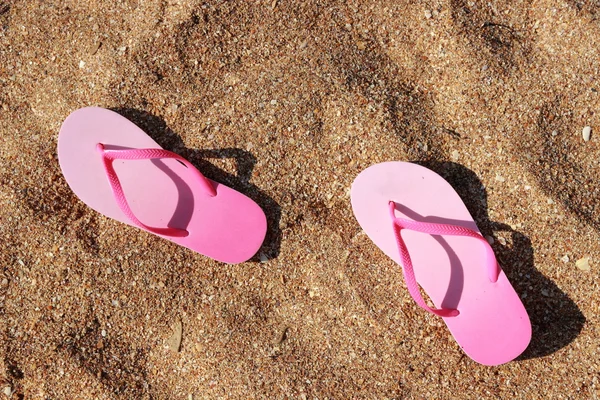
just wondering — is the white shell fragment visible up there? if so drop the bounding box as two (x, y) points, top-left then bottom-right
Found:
(582, 126), (591, 142)
(576, 257), (590, 272)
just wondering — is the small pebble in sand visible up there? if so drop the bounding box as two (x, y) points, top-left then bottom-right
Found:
(424, 10), (432, 19)
(167, 319), (183, 352)
(451, 150), (459, 160)
(582, 126), (591, 142)
(3, 386), (11, 396)
(276, 326), (289, 344)
(79, 60), (85, 69)
(576, 257), (590, 271)
(259, 253), (268, 263)
(561, 255), (570, 263)
(89, 40), (102, 55)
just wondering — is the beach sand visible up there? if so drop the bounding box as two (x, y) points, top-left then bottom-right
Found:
(0, 0), (599, 398)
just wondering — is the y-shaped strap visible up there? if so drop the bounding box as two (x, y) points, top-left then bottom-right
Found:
(96, 143), (217, 237)
(389, 201), (500, 317)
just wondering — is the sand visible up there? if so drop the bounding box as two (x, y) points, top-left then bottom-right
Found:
(0, 0), (599, 398)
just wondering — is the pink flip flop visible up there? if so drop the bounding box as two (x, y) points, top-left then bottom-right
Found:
(351, 161), (531, 365)
(58, 107), (267, 264)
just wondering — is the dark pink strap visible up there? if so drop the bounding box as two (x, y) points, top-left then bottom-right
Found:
(96, 143), (216, 237)
(389, 201), (500, 317)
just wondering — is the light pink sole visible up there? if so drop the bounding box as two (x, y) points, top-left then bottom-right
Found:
(351, 161), (531, 366)
(58, 107), (267, 264)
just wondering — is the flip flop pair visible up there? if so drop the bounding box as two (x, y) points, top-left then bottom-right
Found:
(58, 107), (531, 365)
